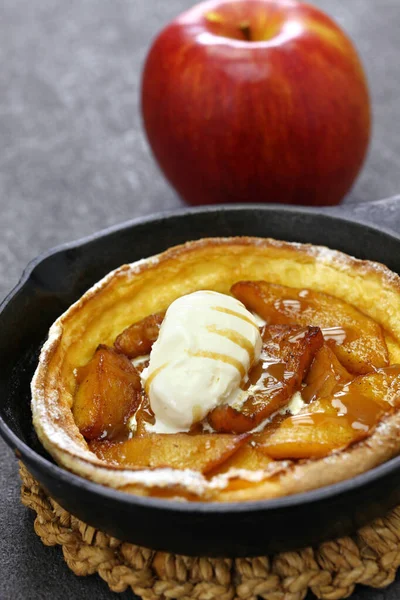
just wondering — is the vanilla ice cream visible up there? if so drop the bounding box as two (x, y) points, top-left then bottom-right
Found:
(140, 291), (262, 433)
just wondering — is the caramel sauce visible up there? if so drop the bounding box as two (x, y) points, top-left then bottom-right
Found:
(246, 360), (263, 386)
(100, 423), (133, 443)
(287, 329), (308, 343)
(273, 298), (304, 315)
(207, 325), (255, 365)
(285, 413), (346, 429)
(241, 354), (294, 418)
(96, 394), (156, 442)
(192, 404), (203, 423)
(245, 358), (289, 390)
(331, 384), (383, 431)
(245, 330), (303, 392)
(321, 326), (348, 345)
(144, 363), (168, 396)
(135, 394), (155, 436)
(269, 292), (354, 348)
(288, 372), (394, 435)
(190, 350), (246, 378)
(284, 409), (376, 437)
(212, 306), (259, 329)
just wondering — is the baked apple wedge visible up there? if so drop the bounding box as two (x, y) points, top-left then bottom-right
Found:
(231, 281), (389, 374)
(90, 433), (247, 474)
(73, 345), (141, 440)
(208, 325), (323, 433)
(256, 414), (357, 460)
(209, 442), (275, 475)
(257, 365), (400, 460)
(303, 344), (353, 403)
(114, 312), (164, 359)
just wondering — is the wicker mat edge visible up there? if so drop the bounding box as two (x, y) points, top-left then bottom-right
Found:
(19, 462), (400, 600)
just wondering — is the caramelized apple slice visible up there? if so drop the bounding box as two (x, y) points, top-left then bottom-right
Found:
(90, 433), (247, 474)
(208, 325), (323, 433)
(303, 344), (353, 403)
(209, 443), (273, 475)
(73, 345), (141, 440)
(257, 414), (357, 459)
(231, 281), (389, 374)
(208, 405), (254, 435)
(257, 365), (400, 460)
(114, 312), (164, 359)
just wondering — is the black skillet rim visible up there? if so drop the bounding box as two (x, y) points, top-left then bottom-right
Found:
(1, 202), (400, 514)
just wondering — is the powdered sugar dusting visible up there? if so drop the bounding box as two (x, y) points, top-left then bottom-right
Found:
(98, 461), (289, 495)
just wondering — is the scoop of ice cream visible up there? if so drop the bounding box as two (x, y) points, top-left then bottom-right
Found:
(141, 290), (262, 433)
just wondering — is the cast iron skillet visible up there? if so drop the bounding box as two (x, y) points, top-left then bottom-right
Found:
(1, 204), (400, 558)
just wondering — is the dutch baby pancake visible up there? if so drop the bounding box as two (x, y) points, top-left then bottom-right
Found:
(31, 237), (400, 502)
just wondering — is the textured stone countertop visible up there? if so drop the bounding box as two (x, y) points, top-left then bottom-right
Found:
(1, 1), (400, 598)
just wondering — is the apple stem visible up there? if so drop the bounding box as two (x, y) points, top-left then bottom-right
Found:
(239, 21), (251, 41)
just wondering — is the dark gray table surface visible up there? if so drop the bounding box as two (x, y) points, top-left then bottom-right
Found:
(1, 1), (400, 598)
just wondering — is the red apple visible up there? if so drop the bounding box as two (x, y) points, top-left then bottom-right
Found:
(141, 0), (370, 206)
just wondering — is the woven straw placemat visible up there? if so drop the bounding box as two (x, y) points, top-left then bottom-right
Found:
(19, 462), (400, 600)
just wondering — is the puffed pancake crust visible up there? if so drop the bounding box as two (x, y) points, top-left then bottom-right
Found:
(31, 237), (400, 502)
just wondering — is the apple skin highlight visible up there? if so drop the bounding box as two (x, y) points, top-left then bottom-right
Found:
(141, 0), (371, 207)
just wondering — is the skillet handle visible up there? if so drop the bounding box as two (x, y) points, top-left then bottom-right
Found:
(325, 195), (400, 235)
